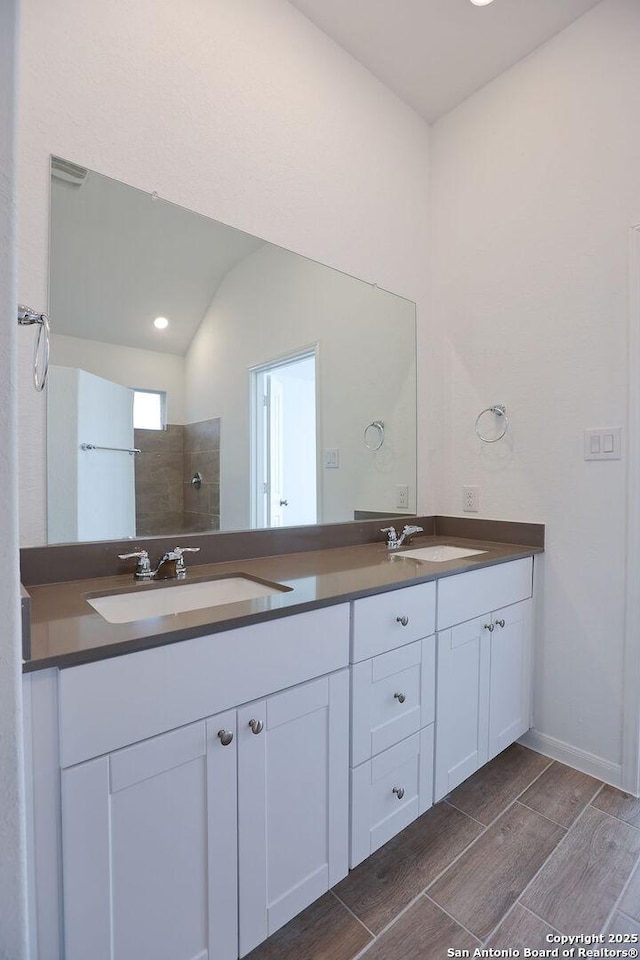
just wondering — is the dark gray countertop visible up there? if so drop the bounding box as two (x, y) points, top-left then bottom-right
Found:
(23, 535), (543, 672)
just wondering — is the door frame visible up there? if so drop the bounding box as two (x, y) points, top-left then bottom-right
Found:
(623, 223), (640, 795)
(249, 343), (320, 529)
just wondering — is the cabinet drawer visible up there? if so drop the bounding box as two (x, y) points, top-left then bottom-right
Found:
(59, 604), (349, 768)
(351, 637), (435, 766)
(350, 725), (434, 868)
(351, 582), (436, 662)
(437, 557), (533, 630)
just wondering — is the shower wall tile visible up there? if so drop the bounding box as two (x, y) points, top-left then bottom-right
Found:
(183, 512), (220, 533)
(137, 451), (183, 485)
(135, 419), (221, 537)
(135, 426), (185, 536)
(137, 511), (185, 538)
(184, 451), (220, 485)
(136, 423), (184, 454)
(184, 418), (220, 453)
(182, 418), (221, 533)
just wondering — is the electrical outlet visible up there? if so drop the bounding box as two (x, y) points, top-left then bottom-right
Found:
(463, 485), (479, 513)
(396, 484), (409, 509)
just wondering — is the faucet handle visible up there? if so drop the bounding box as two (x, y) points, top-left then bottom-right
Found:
(381, 526), (399, 549)
(117, 549), (152, 579)
(172, 546), (201, 557)
(172, 546), (201, 575)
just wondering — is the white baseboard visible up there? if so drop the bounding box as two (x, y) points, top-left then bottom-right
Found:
(519, 730), (623, 790)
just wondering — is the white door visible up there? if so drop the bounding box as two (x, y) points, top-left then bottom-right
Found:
(434, 617), (491, 801)
(269, 377), (286, 525)
(488, 599), (533, 760)
(252, 351), (317, 528)
(61, 712), (238, 960)
(237, 671), (349, 957)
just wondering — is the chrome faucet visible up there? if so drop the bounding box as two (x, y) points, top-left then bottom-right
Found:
(381, 524), (424, 550)
(118, 549), (153, 579)
(118, 546), (201, 580)
(154, 546), (201, 579)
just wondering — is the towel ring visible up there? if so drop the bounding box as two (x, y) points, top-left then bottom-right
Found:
(475, 405), (508, 443)
(18, 305), (50, 392)
(364, 420), (385, 451)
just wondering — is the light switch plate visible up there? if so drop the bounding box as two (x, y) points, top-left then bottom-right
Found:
(584, 428), (622, 460)
(324, 448), (339, 469)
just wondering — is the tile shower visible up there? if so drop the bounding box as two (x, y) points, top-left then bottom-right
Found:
(134, 418), (221, 536)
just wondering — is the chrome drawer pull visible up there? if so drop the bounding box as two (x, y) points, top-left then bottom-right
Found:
(484, 622), (495, 632)
(394, 692), (406, 704)
(495, 618), (505, 628)
(396, 615), (409, 627)
(217, 729), (234, 746)
(248, 719), (264, 735)
(392, 786), (405, 800)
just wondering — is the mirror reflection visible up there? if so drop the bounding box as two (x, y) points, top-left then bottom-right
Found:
(47, 157), (417, 544)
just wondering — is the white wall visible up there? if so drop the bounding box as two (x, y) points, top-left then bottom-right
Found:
(0, 1), (29, 957)
(429, 0), (640, 780)
(52, 334), (186, 425)
(17, 0), (431, 546)
(185, 244), (416, 530)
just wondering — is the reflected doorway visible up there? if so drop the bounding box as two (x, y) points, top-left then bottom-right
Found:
(252, 349), (318, 528)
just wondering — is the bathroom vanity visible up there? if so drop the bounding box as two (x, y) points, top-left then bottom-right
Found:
(22, 523), (542, 960)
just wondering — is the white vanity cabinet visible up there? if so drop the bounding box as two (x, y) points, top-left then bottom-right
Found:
(61, 672), (349, 960)
(27, 604), (350, 960)
(434, 558), (534, 802)
(349, 582), (436, 867)
(25, 552), (539, 960)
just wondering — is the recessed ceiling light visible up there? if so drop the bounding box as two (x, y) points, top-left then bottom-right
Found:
(153, 316), (169, 330)
(470, 0), (495, 5)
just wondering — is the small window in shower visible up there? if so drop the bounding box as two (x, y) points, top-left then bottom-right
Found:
(133, 389), (167, 430)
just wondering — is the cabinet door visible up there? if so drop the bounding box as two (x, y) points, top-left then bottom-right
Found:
(237, 671), (349, 958)
(488, 599), (533, 760)
(61, 711), (237, 960)
(434, 618), (491, 802)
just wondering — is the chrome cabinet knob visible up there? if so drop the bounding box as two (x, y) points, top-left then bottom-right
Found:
(396, 615), (409, 627)
(392, 786), (405, 800)
(248, 719), (264, 735)
(495, 618), (505, 628)
(394, 692), (406, 704)
(217, 729), (234, 746)
(484, 622), (495, 632)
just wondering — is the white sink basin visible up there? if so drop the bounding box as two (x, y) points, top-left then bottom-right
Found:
(86, 576), (290, 624)
(395, 544), (487, 563)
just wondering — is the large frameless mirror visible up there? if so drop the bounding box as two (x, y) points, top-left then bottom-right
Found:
(45, 157), (417, 544)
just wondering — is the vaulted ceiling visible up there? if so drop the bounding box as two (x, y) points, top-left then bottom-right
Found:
(287, 0), (603, 122)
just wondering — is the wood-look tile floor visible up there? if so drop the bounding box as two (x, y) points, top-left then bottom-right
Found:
(247, 745), (640, 960)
